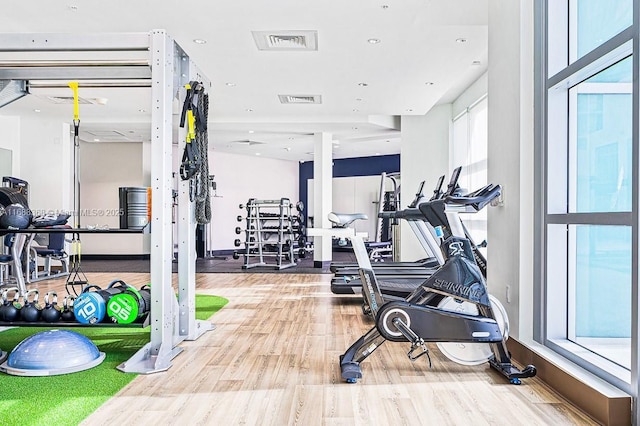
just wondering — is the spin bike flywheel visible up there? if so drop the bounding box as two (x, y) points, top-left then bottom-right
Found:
(435, 294), (509, 366)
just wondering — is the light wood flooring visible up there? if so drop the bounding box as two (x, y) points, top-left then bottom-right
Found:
(29, 272), (597, 425)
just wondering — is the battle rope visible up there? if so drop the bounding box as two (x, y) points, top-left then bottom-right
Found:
(179, 81), (211, 225)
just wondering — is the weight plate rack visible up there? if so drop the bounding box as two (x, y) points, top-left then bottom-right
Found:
(236, 198), (304, 270)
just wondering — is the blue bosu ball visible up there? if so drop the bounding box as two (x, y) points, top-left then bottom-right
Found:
(0, 329), (105, 376)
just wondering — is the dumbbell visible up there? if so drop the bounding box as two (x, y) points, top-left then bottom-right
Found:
(235, 226), (242, 234)
(237, 215), (243, 222)
(107, 282), (151, 324)
(233, 251), (240, 260)
(41, 291), (62, 323)
(234, 239), (242, 247)
(295, 201), (304, 212)
(0, 287), (21, 322)
(21, 289), (42, 322)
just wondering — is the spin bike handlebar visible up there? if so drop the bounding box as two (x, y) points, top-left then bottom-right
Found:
(444, 184), (502, 211)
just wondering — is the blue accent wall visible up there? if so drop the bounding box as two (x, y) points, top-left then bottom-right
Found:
(298, 154), (400, 225)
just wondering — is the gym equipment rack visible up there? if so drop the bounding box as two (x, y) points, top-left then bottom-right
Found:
(238, 198), (299, 270)
(0, 30), (214, 374)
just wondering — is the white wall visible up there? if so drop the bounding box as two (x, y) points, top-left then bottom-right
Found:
(209, 150), (299, 251)
(19, 117), (72, 213)
(79, 141), (146, 254)
(400, 105), (451, 261)
(487, 0), (534, 340)
(307, 175), (385, 240)
(0, 116), (21, 177)
(452, 72), (488, 119)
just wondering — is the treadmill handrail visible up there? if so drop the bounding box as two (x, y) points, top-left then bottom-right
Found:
(444, 184), (502, 211)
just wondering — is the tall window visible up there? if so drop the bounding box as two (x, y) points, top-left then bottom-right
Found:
(541, 0), (634, 392)
(452, 96), (488, 252)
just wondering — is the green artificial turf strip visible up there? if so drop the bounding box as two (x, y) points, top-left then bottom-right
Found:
(0, 294), (228, 426)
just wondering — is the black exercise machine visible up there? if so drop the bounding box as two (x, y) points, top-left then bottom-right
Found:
(338, 179), (536, 385)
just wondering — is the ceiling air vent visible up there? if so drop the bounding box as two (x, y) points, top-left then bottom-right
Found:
(278, 95), (322, 104)
(0, 80), (28, 108)
(252, 31), (318, 51)
(37, 95), (107, 105)
(83, 130), (138, 142)
(231, 140), (264, 146)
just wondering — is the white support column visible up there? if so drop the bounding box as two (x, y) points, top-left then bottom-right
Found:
(313, 132), (333, 267)
(177, 56), (214, 340)
(118, 30), (180, 373)
(400, 107), (451, 261)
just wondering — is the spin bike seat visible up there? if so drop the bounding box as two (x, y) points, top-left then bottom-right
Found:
(328, 212), (368, 228)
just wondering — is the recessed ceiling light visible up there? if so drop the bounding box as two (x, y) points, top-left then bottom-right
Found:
(358, 82), (368, 87)
(353, 109), (359, 112)
(456, 38), (467, 43)
(248, 130), (254, 134)
(381, 5), (389, 9)
(93, 138), (100, 142)
(352, 127), (359, 130)
(33, 109), (41, 113)
(255, 152), (261, 156)
(138, 109), (146, 113)
(193, 39), (207, 44)
(425, 82), (434, 86)
(386, 140), (391, 143)
(68, 5), (78, 11)
(284, 147), (292, 151)
(472, 60), (482, 66)
(333, 145), (339, 149)
(356, 98), (363, 101)
(375, 152), (381, 156)
(368, 38), (381, 44)
(288, 137), (294, 140)
(246, 108), (253, 112)
(332, 140), (340, 145)
(225, 82), (236, 87)
(406, 109), (413, 112)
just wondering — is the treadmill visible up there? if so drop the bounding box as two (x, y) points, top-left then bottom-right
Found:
(332, 175), (492, 301)
(330, 178), (445, 276)
(330, 169), (464, 295)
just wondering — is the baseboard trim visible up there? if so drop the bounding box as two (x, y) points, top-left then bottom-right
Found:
(74, 254), (150, 261)
(508, 339), (631, 425)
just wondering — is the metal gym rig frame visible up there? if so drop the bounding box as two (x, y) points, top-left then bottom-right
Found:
(0, 30), (214, 373)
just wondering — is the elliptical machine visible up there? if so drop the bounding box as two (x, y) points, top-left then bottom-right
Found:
(339, 180), (536, 384)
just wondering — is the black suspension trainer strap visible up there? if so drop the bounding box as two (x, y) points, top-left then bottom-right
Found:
(178, 81), (211, 224)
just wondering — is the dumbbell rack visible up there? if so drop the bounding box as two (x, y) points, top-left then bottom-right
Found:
(239, 198), (297, 270)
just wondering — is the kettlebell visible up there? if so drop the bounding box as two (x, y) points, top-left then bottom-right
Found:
(0, 288), (10, 321)
(20, 289), (42, 322)
(41, 291), (62, 323)
(61, 295), (76, 322)
(0, 287), (21, 322)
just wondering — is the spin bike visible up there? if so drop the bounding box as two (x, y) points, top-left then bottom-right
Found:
(339, 182), (537, 384)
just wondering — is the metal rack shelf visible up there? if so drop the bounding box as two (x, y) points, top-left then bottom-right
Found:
(0, 30), (214, 374)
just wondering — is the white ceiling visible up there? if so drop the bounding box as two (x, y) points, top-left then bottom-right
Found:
(0, 0), (488, 162)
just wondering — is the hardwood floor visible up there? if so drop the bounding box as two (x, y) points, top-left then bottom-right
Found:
(31, 272), (597, 425)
